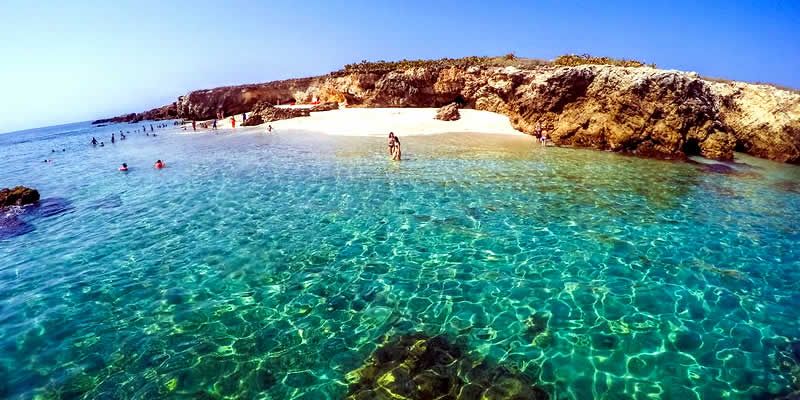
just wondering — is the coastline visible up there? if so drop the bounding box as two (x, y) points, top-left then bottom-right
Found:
(182, 108), (526, 137)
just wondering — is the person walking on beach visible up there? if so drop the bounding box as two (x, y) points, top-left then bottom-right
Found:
(267, 125), (273, 133)
(242, 112), (247, 123)
(387, 132), (396, 155)
(212, 119), (217, 130)
(192, 120), (196, 131)
(230, 116), (236, 129)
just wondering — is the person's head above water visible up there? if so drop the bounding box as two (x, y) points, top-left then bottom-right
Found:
(122, 163), (127, 168)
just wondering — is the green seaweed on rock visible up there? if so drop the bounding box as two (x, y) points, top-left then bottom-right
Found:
(346, 333), (548, 400)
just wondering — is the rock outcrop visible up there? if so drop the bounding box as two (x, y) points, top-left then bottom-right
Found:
(310, 102), (339, 112)
(242, 102), (311, 126)
(346, 333), (548, 400)
(0, 186), (40, 208)
(708, 81), (800, 163)
(435, 103), (460, 121)
(103, 58), (800, 162)
(92, 103), (177, 124)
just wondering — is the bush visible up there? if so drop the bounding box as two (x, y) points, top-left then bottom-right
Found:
(553, 54), (654, 68)
(339, 55), (550, 74)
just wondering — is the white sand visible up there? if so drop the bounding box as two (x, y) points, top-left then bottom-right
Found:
(265, 108), (524, 137)
(182, 107), (525, 137)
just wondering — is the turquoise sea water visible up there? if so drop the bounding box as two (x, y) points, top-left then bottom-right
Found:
(1, 121), (799, 399)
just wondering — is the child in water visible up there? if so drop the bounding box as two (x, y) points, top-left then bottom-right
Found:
(154, 160), (165, 169)
(119, 163), (128, 172)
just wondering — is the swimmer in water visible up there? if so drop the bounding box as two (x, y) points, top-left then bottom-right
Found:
(119, 163), (129, 171)
(154, 160), (165, 169)
(100, 142), (105, 147)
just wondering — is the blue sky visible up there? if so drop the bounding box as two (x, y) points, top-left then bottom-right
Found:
(1, 0), (798, 133)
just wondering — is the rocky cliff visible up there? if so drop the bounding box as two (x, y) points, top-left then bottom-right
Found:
(92, 102), (178, 125)
(103, 59), (800, 163)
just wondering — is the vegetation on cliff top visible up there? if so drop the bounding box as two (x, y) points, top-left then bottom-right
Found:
(553, 54), (656, 68)
(340, 53), (655, 73)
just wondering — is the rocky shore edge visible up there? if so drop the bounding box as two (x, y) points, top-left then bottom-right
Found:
(95, 56), (800, 163)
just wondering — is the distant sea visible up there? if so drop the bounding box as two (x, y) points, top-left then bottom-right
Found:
(1, 120), (799, 399)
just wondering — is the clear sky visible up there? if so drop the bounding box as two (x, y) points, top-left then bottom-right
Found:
(1, 0), (798, 133)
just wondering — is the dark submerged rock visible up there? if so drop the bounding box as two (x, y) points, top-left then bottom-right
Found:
(0, 197), (73, 240)
(92, 194), (123, 210)
(791, 341), (800, 362)
(30, 198), (73, 218)
(346, 333), (549, 400)
(702, 163), (736, 174)
(0, 214), (35, 240)
(0, 186), (40, 208)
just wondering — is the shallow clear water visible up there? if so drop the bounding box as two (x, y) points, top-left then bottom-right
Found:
(1, 122), (799, 399)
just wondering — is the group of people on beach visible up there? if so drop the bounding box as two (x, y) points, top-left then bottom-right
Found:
(188, 114), (273, 134)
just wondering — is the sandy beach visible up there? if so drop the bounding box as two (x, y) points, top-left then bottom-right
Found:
(188, 108), (525, 137)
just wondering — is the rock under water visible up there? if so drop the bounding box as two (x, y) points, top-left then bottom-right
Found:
(0, 197), (73, 240)
(346, 333), (549, 400)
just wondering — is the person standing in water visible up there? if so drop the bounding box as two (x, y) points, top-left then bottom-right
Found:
(540, 126), (548, 147)
(387, 132), (396, 155)
(391, 135), (402, 161)
(230, 116), (236, 129)
(150, 124), (154, 132)
(91, 137), (98, 146)
(111, 133), (116, 144)
(267, 125), (273, 133)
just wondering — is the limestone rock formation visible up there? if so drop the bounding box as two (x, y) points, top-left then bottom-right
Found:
(242, 102), (311, 126)
(177, 77), (319, 120)
(708, 81), (800, 163)
(92, 103), (177, 124)
(435, 103), (460, 121)
(310, 102), (339, 112)
(102, 58), (800, 163)
(0, 186), (40, 208)
(346, 333), (548, 400)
